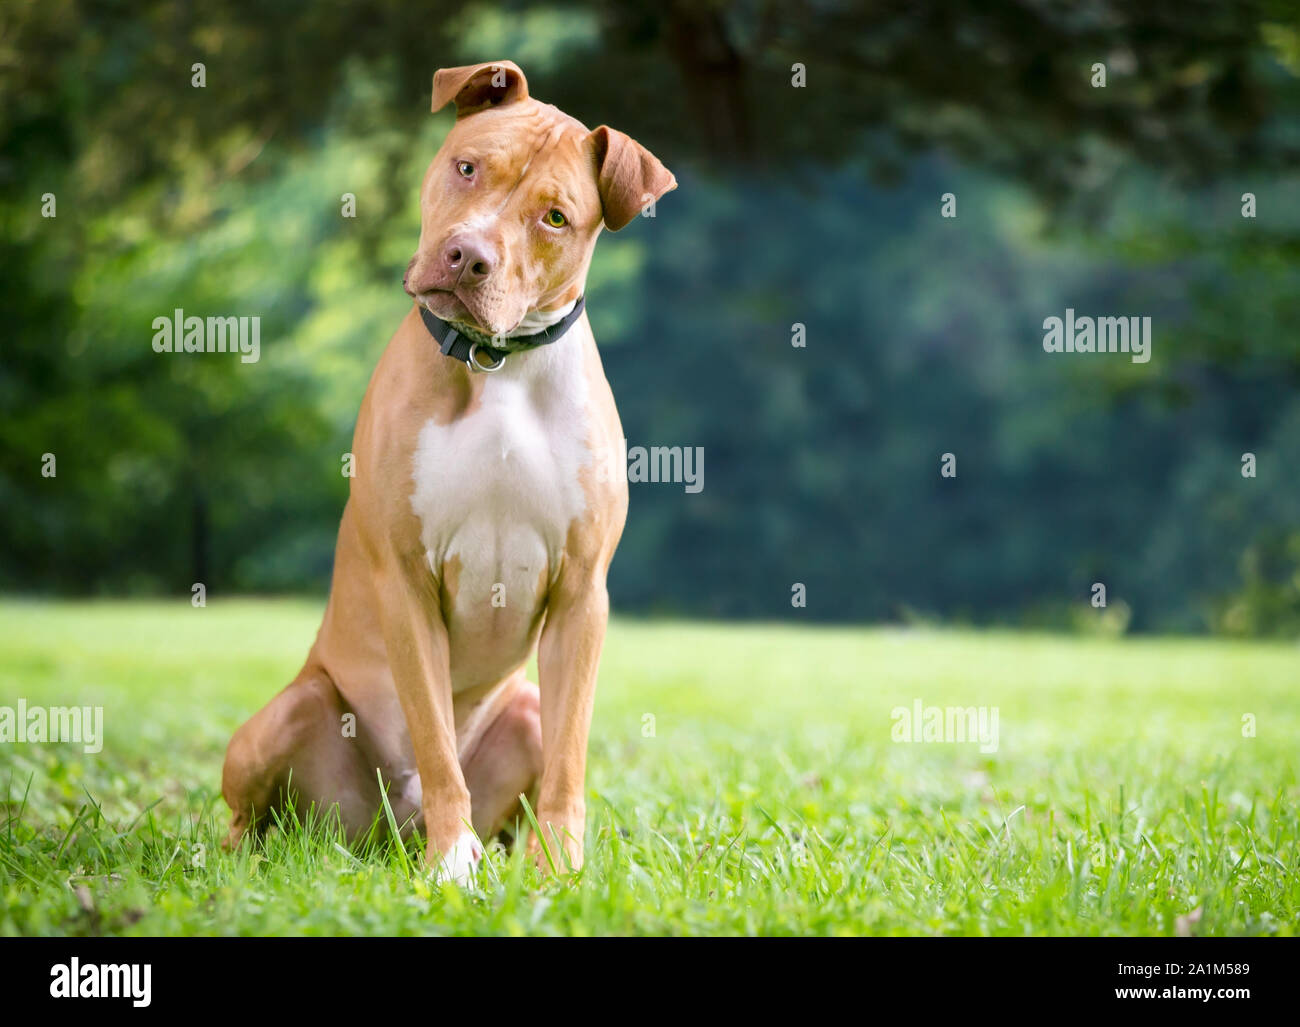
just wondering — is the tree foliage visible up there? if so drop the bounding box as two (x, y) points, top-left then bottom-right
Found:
(2, 1), (1298, 631)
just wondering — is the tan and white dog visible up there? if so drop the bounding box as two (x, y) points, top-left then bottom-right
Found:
(221, 60), (675, 882)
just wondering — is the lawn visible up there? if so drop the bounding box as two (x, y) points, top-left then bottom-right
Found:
(1, 598), (1297, 936)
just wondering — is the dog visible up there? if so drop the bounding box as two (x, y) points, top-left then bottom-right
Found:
(221, 60), (675, 882)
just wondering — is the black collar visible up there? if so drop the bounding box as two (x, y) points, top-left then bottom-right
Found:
(418, 296), (586, 372)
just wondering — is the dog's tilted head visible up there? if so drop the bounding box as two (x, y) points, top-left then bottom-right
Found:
(402, 60), (676, 340)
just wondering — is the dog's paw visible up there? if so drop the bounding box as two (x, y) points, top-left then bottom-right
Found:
(527, 820), (584, 877)
(222, 815), (250, 852)
(431, 830), (483, 886)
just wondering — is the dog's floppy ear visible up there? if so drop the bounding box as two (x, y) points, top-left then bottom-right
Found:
(432, 61), (529, 117)
(588, 125), (677, 232)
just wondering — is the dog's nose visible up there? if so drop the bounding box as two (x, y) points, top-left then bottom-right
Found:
(443, 235), (496, 285)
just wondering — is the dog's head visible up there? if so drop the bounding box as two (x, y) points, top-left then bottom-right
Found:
(403, 61), (676, 340)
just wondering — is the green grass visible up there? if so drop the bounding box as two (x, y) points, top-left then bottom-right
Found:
(1, 598), (1298, 936)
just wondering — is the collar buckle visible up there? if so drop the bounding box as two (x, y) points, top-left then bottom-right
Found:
(466, 340), (506, 373)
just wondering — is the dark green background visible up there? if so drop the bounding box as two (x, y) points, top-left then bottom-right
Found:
(3, 1), (1298, 634)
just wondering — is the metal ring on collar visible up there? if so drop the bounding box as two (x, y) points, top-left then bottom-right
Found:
(467, 340), (506, 373)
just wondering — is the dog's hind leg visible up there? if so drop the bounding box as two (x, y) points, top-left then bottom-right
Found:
(221, 667), (381, 849)
(456, 671), (544, 842)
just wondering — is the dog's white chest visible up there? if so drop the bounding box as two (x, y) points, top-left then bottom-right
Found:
(409, 347), (590, 636)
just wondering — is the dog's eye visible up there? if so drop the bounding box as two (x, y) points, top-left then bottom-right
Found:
(456, 161), (475, 178)
(544, 209), (567, 228)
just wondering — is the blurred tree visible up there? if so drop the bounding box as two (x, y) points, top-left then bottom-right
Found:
(1, 0), (1297, 630)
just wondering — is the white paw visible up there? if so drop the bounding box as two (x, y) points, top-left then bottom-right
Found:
(434, 830), (483, 886)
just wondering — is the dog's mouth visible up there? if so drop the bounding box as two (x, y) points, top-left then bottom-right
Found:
(415, 288), (529, 344)
(416, 289), (490, 337)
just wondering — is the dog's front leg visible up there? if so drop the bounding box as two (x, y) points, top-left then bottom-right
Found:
(533, 571), (610, 875)
(375, 557), (478, 883)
